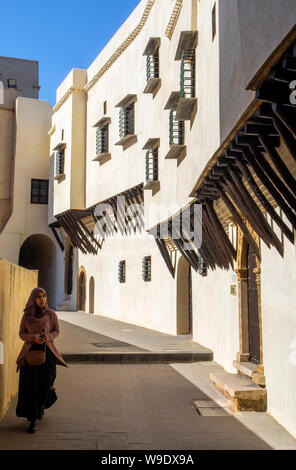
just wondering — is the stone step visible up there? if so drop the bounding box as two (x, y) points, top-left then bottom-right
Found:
(209, 370), (267, 412)
(62, 350), (213, 364)
(232, 360), (257, 378)
(233, 361), (266, 386)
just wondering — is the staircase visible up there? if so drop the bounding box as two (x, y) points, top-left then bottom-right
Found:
(210, 361), (267, 412)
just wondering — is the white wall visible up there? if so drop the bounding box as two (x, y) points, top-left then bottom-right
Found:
(192, 262), (239, 373)
(77, 232), (178, 334)
(261, 240), (296, 438)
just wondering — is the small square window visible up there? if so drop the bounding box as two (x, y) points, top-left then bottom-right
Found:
(7, 79), (17, 88)
(96, 124), (109, 155)
(119, 104), (134, 138)
(118, 260), (126, 283)
(31, 179), (49, 204)
(142, 256), (151, 282)
(55, 148), (65, 175)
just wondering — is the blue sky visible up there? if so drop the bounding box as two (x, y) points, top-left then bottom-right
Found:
(0, 0), (141, 106)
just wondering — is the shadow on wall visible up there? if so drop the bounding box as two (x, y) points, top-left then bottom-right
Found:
(18, 234), (56, 307)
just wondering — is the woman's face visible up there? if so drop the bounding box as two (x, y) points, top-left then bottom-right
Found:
(35, 291), (47, 308)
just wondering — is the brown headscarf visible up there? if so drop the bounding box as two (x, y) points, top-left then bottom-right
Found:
(24, 287), (51, 319)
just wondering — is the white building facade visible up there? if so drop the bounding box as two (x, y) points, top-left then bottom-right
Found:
(48, 0), (296, 437)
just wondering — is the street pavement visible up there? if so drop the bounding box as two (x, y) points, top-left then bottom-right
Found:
(0, 312), (295, 450)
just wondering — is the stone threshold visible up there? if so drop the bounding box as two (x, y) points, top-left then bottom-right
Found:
(233, 360), (266, 386)
(210, 370), (267, 412)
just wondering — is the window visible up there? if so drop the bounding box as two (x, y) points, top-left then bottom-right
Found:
(169, 106), (184, 146)
(174, 31), (198, 121)
(145, 148), (158, 183)
(96, 124), (109, 155)
(30, 179), (49, 204)
(212, 3), (216, 41)
(115, 95), (137, 147)
(55, 148), (65, 176)
(119, 104), (134, 139)
(142, 256), (151, 282)
(146, 48), (159, 81)
(180, 49), (196, 98)
(118, 260), (126, 283)
(61, 129), (64, 140)
(7, 78), (17, 88)
(103, 101), (107, 115)
(143, 38), (161, 94)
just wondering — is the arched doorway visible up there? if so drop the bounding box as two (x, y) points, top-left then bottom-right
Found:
(176, 256), (192, 335)
(77, 267), (86, 311)
(19, 234), (56, 306)
(89, 276), (95, 314)
(236, 229), (262, 365)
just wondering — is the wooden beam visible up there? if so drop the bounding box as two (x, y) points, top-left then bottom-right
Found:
(205, 201), (236, 261)
(202, 209), (228, 268)
(249, 143), (296, 209)
(227, 167), (283, 256)
(49, 225), (64, 252)
(216, 184), (261, 260)
(233, 144), (296, 229)
(205, 210), (230, 268)
(258, 132), (296, 197)
(65, 212), (97, 255)
(78, 218), (102, 250)
(272, 103), (296, 138)
(234, 154), (294, 244)
(223, 172), (271, 247)
(155, 236), (175, 278)
(255, 82), (292, 104)
(57, 214), (87, 254)
(273, 114), (296, 163)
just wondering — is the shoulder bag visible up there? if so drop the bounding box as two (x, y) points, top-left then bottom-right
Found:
(24, 341), (46, 366)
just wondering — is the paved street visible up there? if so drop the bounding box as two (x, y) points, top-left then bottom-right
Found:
(0, 312), (295, 450)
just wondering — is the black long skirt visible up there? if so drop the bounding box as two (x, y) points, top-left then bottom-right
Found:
(16, 342), (57, 421)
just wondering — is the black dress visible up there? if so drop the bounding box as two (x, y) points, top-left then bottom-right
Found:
(16, 342), (57, 421)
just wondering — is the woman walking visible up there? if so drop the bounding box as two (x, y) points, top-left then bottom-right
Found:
(15, 287), (68, 433)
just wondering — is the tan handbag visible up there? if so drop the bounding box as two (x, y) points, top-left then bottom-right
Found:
(24, 341), (46, 366)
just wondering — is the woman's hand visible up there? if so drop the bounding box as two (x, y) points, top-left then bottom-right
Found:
(34, 333), (48, 344)
(34, 334), (44, 344)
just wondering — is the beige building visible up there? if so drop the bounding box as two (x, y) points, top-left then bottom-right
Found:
(0, 57), (64, 308)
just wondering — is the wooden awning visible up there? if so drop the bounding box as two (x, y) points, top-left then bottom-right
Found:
(192, 39), (296, 263)
(115, 94), (137, 108)
(93, 116), (111, 128)
(150, 38), (296, 274)
(55, 183), (144, 255)
(143, 37), (160, 56)
(164, 91), (180, 110)
(175, 31), (198, 61)
(142, 138), (160, 150)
